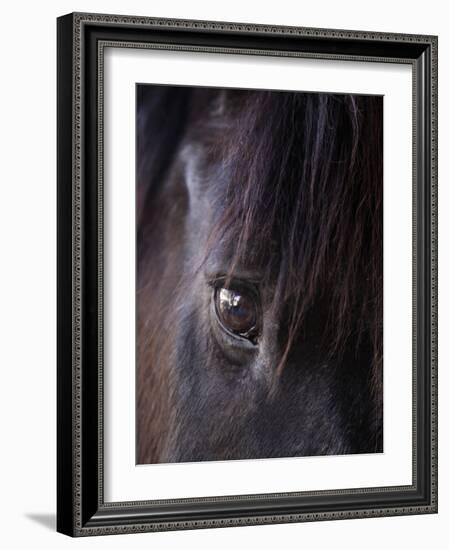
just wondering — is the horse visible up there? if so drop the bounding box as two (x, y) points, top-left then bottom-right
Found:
(136, 85), (383, 464)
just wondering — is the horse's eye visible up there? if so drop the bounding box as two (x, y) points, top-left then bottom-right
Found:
(214, 286), (259, 342)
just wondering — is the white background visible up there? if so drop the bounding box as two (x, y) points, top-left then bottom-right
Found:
(0, 0), (447, 548)
(105, 49), (413, 501)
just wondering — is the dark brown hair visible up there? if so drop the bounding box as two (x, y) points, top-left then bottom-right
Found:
(137, 86), (383, 461)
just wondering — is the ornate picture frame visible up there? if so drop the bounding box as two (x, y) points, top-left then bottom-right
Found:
(57, 12), (438, 536)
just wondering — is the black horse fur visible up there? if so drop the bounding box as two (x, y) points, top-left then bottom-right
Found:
(136, 85), (383, 464)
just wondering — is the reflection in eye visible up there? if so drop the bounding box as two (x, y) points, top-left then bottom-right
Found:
(215, 286), (259, 343)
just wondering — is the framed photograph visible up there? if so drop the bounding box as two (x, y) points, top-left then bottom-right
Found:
(57, 12), (438, 536)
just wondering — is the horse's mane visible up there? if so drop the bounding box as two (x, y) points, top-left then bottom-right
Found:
(137, 85), (383, 403)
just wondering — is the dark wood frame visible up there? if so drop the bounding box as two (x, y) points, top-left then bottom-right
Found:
(57, 12), (438, 537)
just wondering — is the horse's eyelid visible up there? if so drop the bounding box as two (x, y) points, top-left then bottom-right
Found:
(206, 276), (227, 289)
(205, 274), (262, 289)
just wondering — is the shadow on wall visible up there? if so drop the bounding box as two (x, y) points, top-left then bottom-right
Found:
(25, 513), (55, 531)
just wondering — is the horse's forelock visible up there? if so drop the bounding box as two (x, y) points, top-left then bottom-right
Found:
(195, 90), (382, 390)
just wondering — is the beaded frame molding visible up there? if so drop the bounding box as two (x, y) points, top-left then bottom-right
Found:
(57, 12), (438, 537)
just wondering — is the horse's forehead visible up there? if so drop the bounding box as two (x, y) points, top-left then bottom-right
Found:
(179, 139), (235, 208)
(180, 135), (280, 273)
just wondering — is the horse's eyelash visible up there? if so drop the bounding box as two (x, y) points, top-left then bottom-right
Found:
(206, 275), (261, 298)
